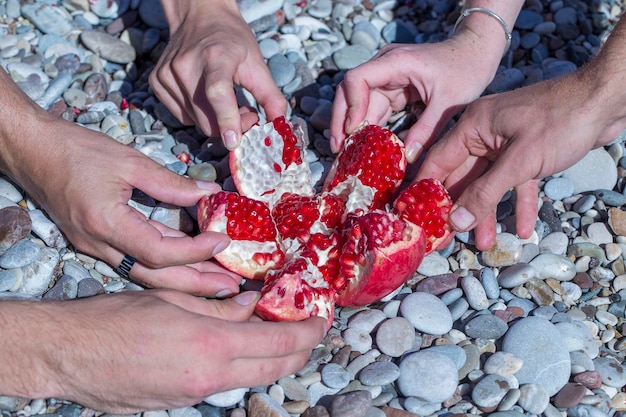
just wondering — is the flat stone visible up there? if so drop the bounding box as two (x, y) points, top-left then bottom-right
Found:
(80, 30), (136, 64)
(0, 206), (31, 255)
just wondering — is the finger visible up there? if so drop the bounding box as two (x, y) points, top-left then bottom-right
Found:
(473, 211), (498, 251)
(129, 158), (221, 207)
(514, 180), (540, 239)
(330, 83), (350, 153)
(224, 317), (326, 359)
(415, 127), (474, 184)
(226, 351), (313, 389)
(449, 154), (534, 235)
(243, 66), (287, 122)
(204, 66), (242, 150)
(339, 66), (378, 134)
(158, 290), (259, 321)
(148, 67), (197, 127)
(107, 210), (231, 268)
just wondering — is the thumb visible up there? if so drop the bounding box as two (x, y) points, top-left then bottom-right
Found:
(132, 159), (221, 207)
(210, 291), (261, 321)
(448, 160), (521, 233)
(404, 100), (461, 163)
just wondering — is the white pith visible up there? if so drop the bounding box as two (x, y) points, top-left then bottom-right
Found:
(327, 174), (376, 214)
(233, 121), (314, 208)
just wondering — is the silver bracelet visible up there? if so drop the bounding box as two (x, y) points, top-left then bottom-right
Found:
(453, 7), (512, 56)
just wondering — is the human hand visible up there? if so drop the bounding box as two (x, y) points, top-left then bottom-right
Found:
(329, 35), (503, 162)
(10, 115), (241, 297)
(11, 290), (325, 413)
(416, 71), (622, 250)
(150, 0), (286, 149)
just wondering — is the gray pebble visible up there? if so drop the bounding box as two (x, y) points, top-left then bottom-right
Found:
(0, 239), (41, 269)
(464, 313), (508, 339)
(321, 363), (350, 389)
(399, 292), (453, 335)
(397, 350), (458, 403)
(544, 177), (575, 201)
(358, 361), (400, 386)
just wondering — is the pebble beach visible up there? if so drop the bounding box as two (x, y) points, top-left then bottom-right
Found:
(1, 0), (626, 416)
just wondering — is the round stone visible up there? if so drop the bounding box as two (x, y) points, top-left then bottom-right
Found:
(397, 350), (458, 403)
(399, 292), (453, 335)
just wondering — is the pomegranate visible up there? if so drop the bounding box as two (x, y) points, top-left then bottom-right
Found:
(197, 117), (452, 326)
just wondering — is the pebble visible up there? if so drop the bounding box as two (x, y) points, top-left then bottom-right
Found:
(396, 350), (458, 403)
(561, 149), (618, 194)
(399, 292), (453, 335)
(502, 317), (571, 396)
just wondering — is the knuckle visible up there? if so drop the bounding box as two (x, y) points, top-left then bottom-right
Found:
(205, 80), (234, 101)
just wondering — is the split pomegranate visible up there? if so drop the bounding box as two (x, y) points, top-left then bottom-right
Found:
(197, 116), (453, 327)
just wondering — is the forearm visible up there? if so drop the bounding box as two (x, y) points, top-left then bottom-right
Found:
(159, 0), (241, 34)
(0, 301), (63, 399)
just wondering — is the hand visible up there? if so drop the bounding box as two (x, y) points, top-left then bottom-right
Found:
(416, 71), (622, 250)
(10, 116), (241, 297)
(150, 0), (287, 149)
(329, 35), (503, 162)
(5, 290), (325, 413)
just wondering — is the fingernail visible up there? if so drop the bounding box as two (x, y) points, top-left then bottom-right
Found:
(211, 239), (231, 257)
(232, 291), (260, 306)
(406, 142), (423, 163)
(223, 130), (239, 150)
(196, 180), (219, 190)
(216, 289), (235, 298)
(450, 206), (475, 231)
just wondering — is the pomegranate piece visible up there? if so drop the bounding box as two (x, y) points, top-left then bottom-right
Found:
(255, 257), (335, 330)
(197, 117), (453, 326)
(198, 192), (285, 280)
(393, 179), (453, 253)
(323, 123), (407, 215)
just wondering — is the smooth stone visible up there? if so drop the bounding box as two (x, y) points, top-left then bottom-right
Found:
(586, 222), (613, 245)
(480, 268), (500, 299)
(573, 195), (596, 213)
(0, 206), (32, 254)
(593, 189), (626, 206)
(593, 356), (626, 388)
(203, 387), (248, 408)
(137, 0), (167, 29)
(553, 383), (587, 408)
(498, 263), (538, 288)
(268, 53), (296, 87)
(399, 292), (453, 335)
(21, 3), (73, 36)
(332, 45), (372, 70)
(561, 148), (617, 194)
(0, 178), (23, 202)
(329, 391), (372, 417)
(461, 274), (489, 310)
(76, 277), (106, 297)
(341, 327), (372, 354)
(544, 177), (575, 201)
(238, 0), (284, 23)
(347, 309), (386, 333)
(358, 361), (400, 386)
(43, 274), (78, 300)
(320, 363), (350, 389)
(529, 253), (576, 281)
(481, 233), (523, 267)
(375, 317), (414, 357)
(538, 232), (568, 255)
(517, 383), (550, 414)
(278, 377), (309, 402)
(17, 247), (60, 297)
(485, 68), (525, 94)
(471, 373), (517, 409)
(0, 239), (41, 269)
(80, 30), (137, 64)
(29, 209), (66, 248)
(502, 316), (571, 396)
(515, 10), (544, 29)
(416, 251), (450, 276)
(426, 344), (466, 370)
(397, 350), (458, 403)
(483, 352), (524, 376)
(464, 313), (508, 339)
(247, 393), (289, 417)
(608, 207), (626, 236)
(0, 270), (18, 292)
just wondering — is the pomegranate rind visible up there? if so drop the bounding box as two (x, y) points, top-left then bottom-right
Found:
(230, 116), (314, 208)
(334, 211), (427, 306)
(255, 258), (335, 330)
